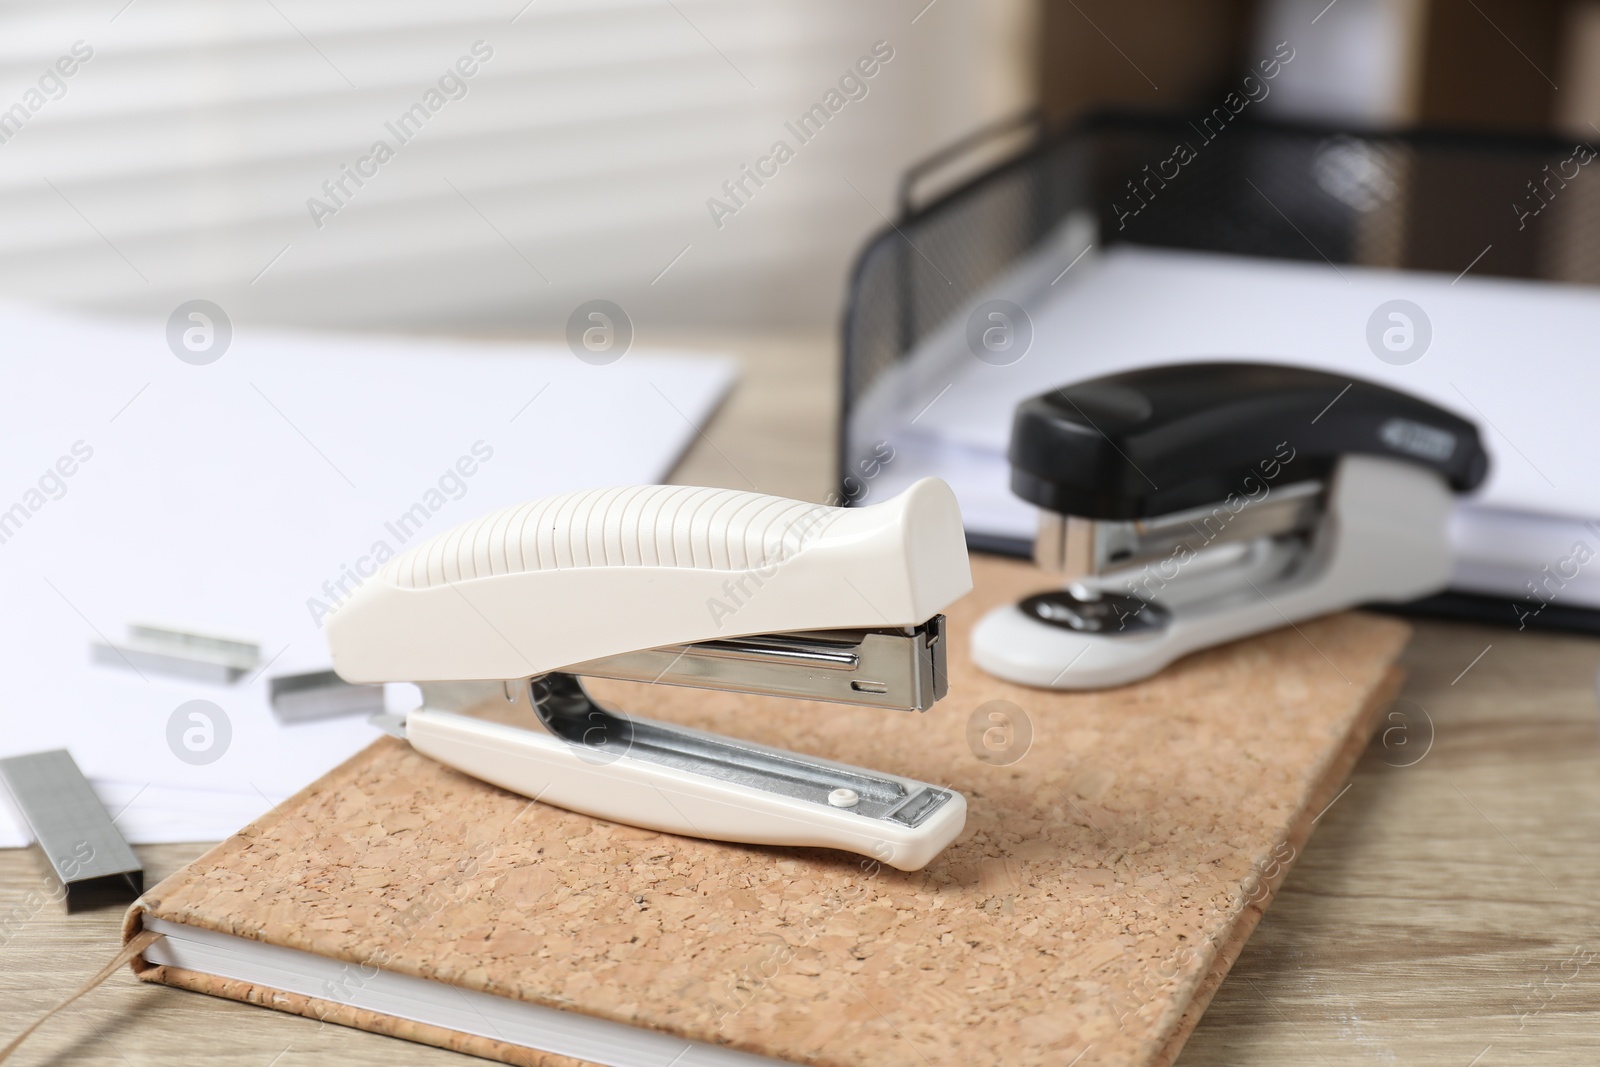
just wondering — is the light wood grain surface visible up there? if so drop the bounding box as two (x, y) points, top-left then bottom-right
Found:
(4, 331), (1598, 1066)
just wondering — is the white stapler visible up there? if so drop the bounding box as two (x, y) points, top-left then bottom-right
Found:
(326, 479), (972, 871)
(972, 363), (1489, 689)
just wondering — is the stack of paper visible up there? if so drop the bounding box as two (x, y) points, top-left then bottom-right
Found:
(853, 232), (1600, 614)
(0, 304), (735, 846)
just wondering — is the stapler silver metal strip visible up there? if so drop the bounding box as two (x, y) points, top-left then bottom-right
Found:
(327, 479), (972, 871)
(973, 363), (1489, 689)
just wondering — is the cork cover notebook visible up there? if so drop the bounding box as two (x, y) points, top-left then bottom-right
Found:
(124, 555), (1409, 1066)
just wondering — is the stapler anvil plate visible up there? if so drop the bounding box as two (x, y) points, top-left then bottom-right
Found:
(972, 362), (1489, 689)
(326, 479), (972, 871)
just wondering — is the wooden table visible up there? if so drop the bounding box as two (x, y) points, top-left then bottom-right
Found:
(4, 332), (1598, 1065)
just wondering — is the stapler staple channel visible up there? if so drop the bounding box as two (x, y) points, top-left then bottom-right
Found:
(973, 362), (1489, 689)
(327, 479), (972, 871)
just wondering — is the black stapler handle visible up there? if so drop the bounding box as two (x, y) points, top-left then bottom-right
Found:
(1008, 362), (1489, 521)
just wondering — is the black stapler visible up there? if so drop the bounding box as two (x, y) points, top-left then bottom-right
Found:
(971, 362), (1489, 688)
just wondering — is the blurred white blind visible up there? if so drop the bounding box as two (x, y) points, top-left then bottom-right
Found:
(0, 0), (1032, 330)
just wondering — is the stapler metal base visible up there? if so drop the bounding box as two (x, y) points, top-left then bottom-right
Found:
(384, 657), (965, 872)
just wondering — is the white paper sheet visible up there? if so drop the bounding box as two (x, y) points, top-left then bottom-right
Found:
(855, 242), (1600, 611)
(0, 305), (736, 846)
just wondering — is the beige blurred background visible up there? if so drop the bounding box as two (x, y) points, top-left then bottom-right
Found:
(0, 0), (1596, 334)
(0, 0), (1035, 331)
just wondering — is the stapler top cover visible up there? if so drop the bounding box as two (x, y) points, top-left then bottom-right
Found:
(1008, 362), (1490, 520)
(327, 479), (972, 683)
